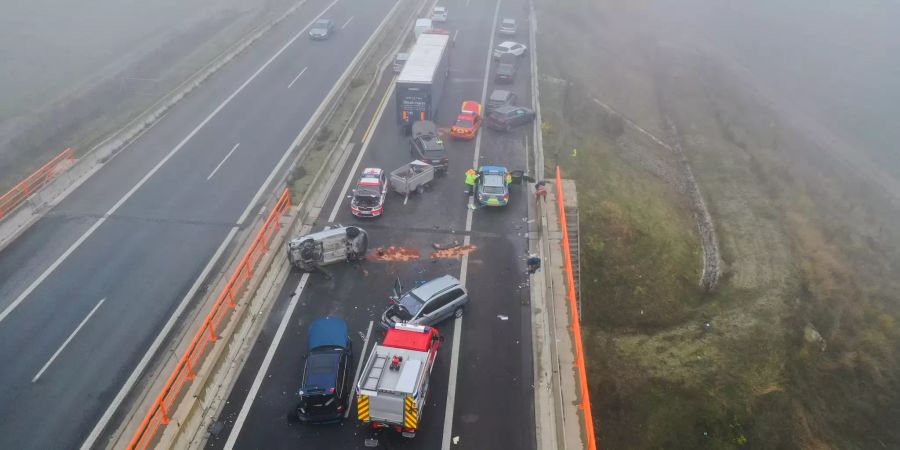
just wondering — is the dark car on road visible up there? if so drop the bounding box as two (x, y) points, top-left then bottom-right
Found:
(410, 121), (448, 172)
(486, 105), (535, 131)
(486, 89), (517, 114)
(296, 317), (353, 423)
(381, 275), (468, 328)
(495, 54), (518, 84)
(308, 19), (334, 40)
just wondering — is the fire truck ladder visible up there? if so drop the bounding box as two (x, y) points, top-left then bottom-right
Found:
(362, 354), (390, 390)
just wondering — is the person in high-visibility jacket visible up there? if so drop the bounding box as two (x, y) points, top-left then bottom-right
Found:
(505, 172), (512, 185)
(465, 168), (477, 194)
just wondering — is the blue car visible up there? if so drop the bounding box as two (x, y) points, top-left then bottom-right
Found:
(296, 317), (352, 423)
(476, 165), (510, 206)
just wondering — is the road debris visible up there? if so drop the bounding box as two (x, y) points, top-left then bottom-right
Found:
(369, 246), (420, 261)
(430, 244), (477, 259)
(497, 315), (509, 320)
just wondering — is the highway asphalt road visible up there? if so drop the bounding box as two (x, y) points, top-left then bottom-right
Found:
(0, 0), (400, 448)
(209, 0), (538, 448)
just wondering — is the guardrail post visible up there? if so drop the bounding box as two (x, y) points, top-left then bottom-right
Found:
(226, 288), (237, 308)
(186, 359), (196, 380)
(206, 320), (218, 342)
(160, 400), (171, 425)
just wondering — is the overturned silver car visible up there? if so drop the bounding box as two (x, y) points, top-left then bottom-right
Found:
(287, 225), (368, 271)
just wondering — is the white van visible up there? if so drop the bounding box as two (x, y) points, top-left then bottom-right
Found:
(414, 18), (433, 39)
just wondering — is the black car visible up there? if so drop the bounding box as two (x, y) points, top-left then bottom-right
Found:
(495, 54), (518, 84)
(308, 19), (334, 40)
(486, 105), (535, 131)
(410, 120), (449, 172)
(486, 89), (517, 114)
(296, 317), (352, 423)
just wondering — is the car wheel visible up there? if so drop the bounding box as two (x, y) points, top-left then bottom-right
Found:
(454, 307), (464, 318)
(416, 185), (425, 195)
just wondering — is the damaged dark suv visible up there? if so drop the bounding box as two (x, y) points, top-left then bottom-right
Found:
(409, 120), (448, 172)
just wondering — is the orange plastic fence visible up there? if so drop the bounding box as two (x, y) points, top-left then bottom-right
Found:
(0, 147), (74, 220)
(556, 166), (598, 450)
(128, 188), (292, 450)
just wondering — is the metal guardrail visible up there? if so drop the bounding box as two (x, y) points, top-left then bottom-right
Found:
(0, 148), (74, 220)
(127, 188), (292, 450)
(555, 166), (597, 450)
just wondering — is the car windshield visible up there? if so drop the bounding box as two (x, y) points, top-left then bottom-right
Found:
(312, 21), (329, 31)
(498, 64), (513, 73)
(355, 188), (379, 197)
(456, 118), (474, 128)
(495, 44), (510, 52)
(503, 19), (515, 26)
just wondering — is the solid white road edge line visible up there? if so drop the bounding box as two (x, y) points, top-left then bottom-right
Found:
(347, 320), (375, 418)
(287, 66), (309, 88)
(223, 273), (310, 450)
(442, 0), (502, 448)
(78, 4), (346, 447)
(78, 226), (239, 450)
(207, 143), (242, 180)
(0, 0), (341, 328)
(32, 298), (106, 383)
(327, 82), (396, 223)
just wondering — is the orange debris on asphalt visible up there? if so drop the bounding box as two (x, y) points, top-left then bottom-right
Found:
(430, 244), (477, 259)
(369, 246), (421, 261)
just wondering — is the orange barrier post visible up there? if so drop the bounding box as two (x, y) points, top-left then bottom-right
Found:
(0, 148), (74, 220)
(127, 188), (292, 450)
(556, 166), (598, 450)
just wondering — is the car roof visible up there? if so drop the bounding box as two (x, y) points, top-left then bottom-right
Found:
(314, 19), (331, 25)
(502, 18), (516, 23)
(456, 113), (476, 123)
(489, 90), (511, 100)
(308, 316), (348, 351)
(482, 173), (506, 187)
(411, 275), (461, 299)
(434, 6), (446, 11)
(493, 105), (519, 114)
(461, 100), (481, 113)
(497, 41), (517, 48)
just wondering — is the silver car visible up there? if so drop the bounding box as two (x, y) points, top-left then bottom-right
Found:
(381, 275), (468, 328)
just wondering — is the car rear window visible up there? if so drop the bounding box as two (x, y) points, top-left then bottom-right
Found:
(302, 352), (339, 392)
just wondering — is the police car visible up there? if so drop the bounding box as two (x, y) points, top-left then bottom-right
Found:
(351, 168), (388, 217)
(475, 165), (510, 206)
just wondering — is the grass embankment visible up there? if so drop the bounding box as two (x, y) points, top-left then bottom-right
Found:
(537, 0), (900, 448)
